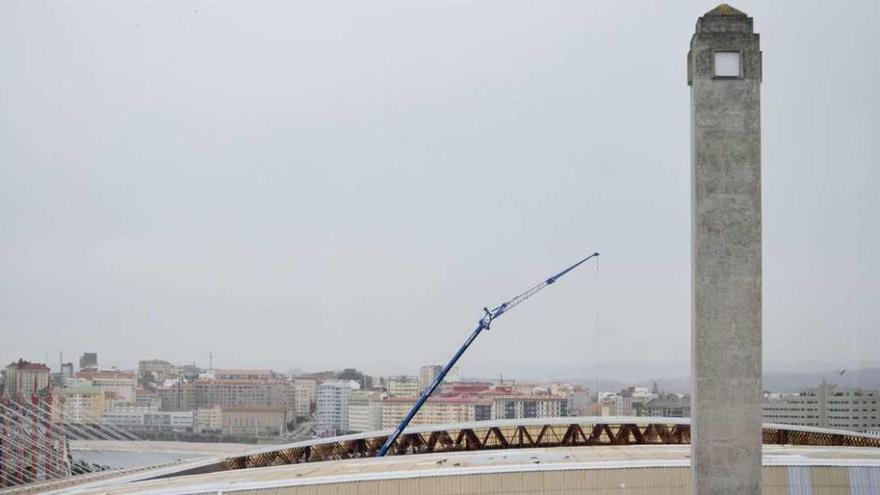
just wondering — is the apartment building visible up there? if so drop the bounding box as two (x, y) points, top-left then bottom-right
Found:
(315, 380), (359, 436)
(384, 375), (419, 398)
(292, 377), (318, 418)
(348, 390), (383, 433)
(763, 382), (880, 432)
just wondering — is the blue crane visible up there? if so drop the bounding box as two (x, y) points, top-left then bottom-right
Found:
(376, 251), (600, 457)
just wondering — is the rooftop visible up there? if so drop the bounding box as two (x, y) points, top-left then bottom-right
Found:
(6, 359), (50, 371)
(52, 444), (880, 495)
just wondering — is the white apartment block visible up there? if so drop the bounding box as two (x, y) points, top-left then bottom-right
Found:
(315, 380), (359, 436)
(763, 382), (880, 433)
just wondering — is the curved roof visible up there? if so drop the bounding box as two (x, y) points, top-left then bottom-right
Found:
(48, 444), (880, 495)
(38, 417), (880, 494)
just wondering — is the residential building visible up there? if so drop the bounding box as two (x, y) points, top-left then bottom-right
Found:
(194, 379), (292, 410)
(60, 383), (105, 424)
(565, 386), (591, 417)
(222, 406), (286, 437)
(102, 409), (194, 434)
(598, 392), (631, 417)
(419, 365), (443, 393)
(489, 395), (566, 420)
(292, 377), (318, 418)
(382, 396), (492, 428)
(446, 366), (461, 383)
(315, 380), (359, 436)
(101, 410), (144, 430)
(144, 411), (194, 434)
(158, 379), (293, 413)
(215, 369), (276, 381)
(3, 360), (51, 400)
(79, 353), (98, 370)
(381, 385), (566, 428)
(135, 389), (161, 409)
(384, 375), (419, 398)
(157, 378), (195, 411)
(638, 395), (691, 418)
(106, 399), (159, 415)
(177, 364), (204, 381)
(138, 359), (176, 383)
(76, 370), (137, 402)
(763, 382), (880, 432)
(348, 390), (383, 433)
(53, 362), (75, 387)
(195, 406), (223, 433)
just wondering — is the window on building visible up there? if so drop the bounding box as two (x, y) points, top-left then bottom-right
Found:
(714, 51), (741, 77)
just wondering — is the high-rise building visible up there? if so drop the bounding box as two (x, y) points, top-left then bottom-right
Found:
(2, 359), (50, 400)
(315, 380), (359, 436)
(762, 382), (880, 433)
(79, 353), (98, 370)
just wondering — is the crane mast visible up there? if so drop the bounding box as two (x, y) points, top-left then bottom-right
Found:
(376, 251), (599, 457)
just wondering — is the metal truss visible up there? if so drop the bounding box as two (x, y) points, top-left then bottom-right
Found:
(223, 418), (880, 471)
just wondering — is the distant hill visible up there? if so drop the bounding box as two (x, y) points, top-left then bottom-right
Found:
(559, 368), (880, 394)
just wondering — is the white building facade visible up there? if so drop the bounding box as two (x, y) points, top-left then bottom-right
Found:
(315, 380), (359, 436)
(348, 390), (383, 433)
(763, 383), (880, 433)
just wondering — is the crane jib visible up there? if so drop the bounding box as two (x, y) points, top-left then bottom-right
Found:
(375, 251), (599, 457)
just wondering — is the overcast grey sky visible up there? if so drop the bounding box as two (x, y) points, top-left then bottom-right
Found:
(1, 1), (878, 379)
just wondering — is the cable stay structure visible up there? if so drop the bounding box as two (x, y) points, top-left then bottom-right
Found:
(0, 394), (172, 489)
(377, 251), (600, 457)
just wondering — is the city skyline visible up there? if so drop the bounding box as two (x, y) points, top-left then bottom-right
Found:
(3, 1), (880, 379)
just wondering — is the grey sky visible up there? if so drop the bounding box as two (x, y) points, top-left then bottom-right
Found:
(1, 1), (878, 379)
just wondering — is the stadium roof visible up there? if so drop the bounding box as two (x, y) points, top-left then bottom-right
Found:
(46, 444), (880, 494)
(32, 417), (880, 494)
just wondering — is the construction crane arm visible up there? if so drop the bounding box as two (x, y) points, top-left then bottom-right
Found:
(376, 251), (599, 457)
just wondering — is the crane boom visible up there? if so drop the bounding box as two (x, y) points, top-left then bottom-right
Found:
(376, 251), (599, 457)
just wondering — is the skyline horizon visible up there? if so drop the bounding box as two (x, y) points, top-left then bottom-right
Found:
(9, 350), (879, 383)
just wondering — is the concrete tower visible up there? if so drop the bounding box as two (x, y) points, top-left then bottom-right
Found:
(688, 4), (762, 493)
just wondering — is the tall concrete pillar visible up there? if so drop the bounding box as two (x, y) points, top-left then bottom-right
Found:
(688, 4), (762, 494)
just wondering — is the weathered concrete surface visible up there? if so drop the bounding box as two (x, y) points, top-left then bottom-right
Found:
(688, 4), (763, 494)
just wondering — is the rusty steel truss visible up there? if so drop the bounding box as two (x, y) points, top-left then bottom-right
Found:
(222, 418), (880, 471)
